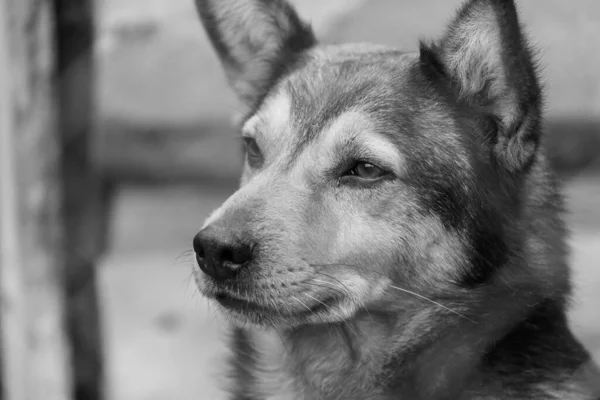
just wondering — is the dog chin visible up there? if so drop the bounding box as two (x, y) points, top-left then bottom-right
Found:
(212, 295), (361, 329)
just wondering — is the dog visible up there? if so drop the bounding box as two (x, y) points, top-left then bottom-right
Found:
(191, 0), (600, 398)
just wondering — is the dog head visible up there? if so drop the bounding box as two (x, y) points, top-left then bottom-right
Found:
(192, 0), (560, 328)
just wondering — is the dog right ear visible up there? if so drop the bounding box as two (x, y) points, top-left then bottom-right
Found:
(420, 0), (543, 172)
(195, 0), (316, 108)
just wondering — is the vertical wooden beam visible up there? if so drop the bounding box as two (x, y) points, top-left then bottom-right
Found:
(52, 0), (107, 399)
(0, 0), (73, 399)
(0, 4), (28, 399)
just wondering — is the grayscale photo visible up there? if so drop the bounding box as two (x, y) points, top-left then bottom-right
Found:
(1, 0), (599, 399)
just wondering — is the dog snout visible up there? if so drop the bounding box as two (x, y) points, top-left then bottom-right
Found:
(193, 226), (254, 281)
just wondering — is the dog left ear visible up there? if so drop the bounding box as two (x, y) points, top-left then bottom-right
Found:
(195, 0), (316, 109)
(421, 0), (543, 172)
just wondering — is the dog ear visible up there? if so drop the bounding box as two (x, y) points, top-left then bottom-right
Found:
(421, 0), (543, 172)
(195, 0), (316, 108)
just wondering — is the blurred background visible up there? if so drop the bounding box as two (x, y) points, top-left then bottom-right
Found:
(1, 0), (599, 399)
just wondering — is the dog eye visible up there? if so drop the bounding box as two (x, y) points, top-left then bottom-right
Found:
(346, 162), (386, 180)
(243, 137), (263, 168)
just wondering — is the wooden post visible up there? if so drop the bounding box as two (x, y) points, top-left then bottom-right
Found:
(52, 0), (107, 399)
(0, 0), (73, 399)
(0, 5), (28, 399)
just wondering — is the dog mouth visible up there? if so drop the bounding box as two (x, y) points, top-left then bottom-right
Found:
(212, 291), (341, 317)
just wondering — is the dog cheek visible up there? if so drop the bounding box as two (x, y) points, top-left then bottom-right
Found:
(302, 213), (341, 264)
(395, 216), (469, 290)
(283, 190), (339, 264)
(416, 224), (468, 288)
(332, 208), (401, 264)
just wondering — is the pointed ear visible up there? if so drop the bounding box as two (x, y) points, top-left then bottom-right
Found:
(421, 0), (543, 172)
(195, 0), (316, 108)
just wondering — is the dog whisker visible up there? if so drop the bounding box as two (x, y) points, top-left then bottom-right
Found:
(181, 271), (194, 287)
(311, 263), (388, 280)
(312, 272), (353, 291)
(301, 281), (347, 298)
(310, 262), (362, 270)
(182, 273), (197, 299)
(271, 297), (286, 321)
(312, 269), (357, 290)
(312, 267), (374, 315)
(311, 279), (351, 296)
(273, 327), (291, 354)
(305, 279), (368, 323)
(312, 265), (384, 305)
(291, 295), (328, 325)
(313, 264), (469, 324)
(174, 250), (195, 265)
(303, 293), (360, 336)
(388, 285), (477, 324)
(302, 293), (329, 309)
(290, 295), (313, 313)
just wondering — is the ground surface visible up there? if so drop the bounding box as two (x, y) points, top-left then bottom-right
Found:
(95, 1), (600, 399)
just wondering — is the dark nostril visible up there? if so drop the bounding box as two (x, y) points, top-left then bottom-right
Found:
(226, 243), (253, 265)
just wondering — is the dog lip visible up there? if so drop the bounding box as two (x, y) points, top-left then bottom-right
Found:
(213, 291), (340, 316)
(213, 292), (268, 313)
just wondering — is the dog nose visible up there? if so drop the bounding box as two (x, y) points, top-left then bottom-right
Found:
(193, 227), (253, 281)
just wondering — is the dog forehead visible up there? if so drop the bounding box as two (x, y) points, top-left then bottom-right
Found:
(243, 89), (292, 142)
(244, 48), (418, 148)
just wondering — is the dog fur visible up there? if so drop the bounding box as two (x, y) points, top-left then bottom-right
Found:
(191, 0), (600, 398)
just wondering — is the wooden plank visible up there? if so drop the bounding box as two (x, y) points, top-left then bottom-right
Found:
(94, 117), (243, 184)
(0, 0), (73, 399)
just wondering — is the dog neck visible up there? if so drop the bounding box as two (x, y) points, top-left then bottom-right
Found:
(244, 310), (398, 400)
(239, 292), (572, 400)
